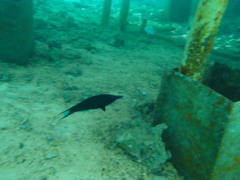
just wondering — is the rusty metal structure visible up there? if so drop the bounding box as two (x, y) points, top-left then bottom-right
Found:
(152, 0), (240, 179)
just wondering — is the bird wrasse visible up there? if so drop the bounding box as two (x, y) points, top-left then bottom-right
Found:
(59, 94), (123, 119)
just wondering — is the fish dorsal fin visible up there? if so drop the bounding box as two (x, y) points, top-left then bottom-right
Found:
(101, 107), (106, 111)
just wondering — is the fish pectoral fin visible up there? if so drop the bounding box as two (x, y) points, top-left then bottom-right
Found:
(101, 107), (106, 111)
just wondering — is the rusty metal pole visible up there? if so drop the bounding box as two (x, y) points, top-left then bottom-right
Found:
(180, 0), (229, 81)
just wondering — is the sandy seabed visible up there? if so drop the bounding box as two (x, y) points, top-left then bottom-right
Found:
(0, 0), (184, 179)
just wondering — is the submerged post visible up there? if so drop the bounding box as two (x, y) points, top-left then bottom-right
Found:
(0, 0), (34, 65)
(180, 0), (228, 81)
(101, 0), (112, 27)
(119, 0), (131, 32)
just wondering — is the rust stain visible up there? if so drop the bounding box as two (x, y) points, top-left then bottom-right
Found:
(226, 104), (233, 112)
(223, 155), (240, 172)
(175, 105), (182, 110)
(185, 113), (201, 127)
(233, 156), (240, 164)
(212, 154), (240, 179)
(179, 143), (212, 178)
(210, 122), (216, 129)
(216, 97), (225, 105)
(208, 89), (213, 96)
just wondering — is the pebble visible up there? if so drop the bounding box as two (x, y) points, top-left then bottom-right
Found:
(44, 153), (58, 160)
(141, 91), (147, 96)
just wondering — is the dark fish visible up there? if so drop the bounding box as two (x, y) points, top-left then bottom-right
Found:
(59, 94), (123, 119)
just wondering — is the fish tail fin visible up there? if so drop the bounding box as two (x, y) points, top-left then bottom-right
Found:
(59, 109), (72, 120)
